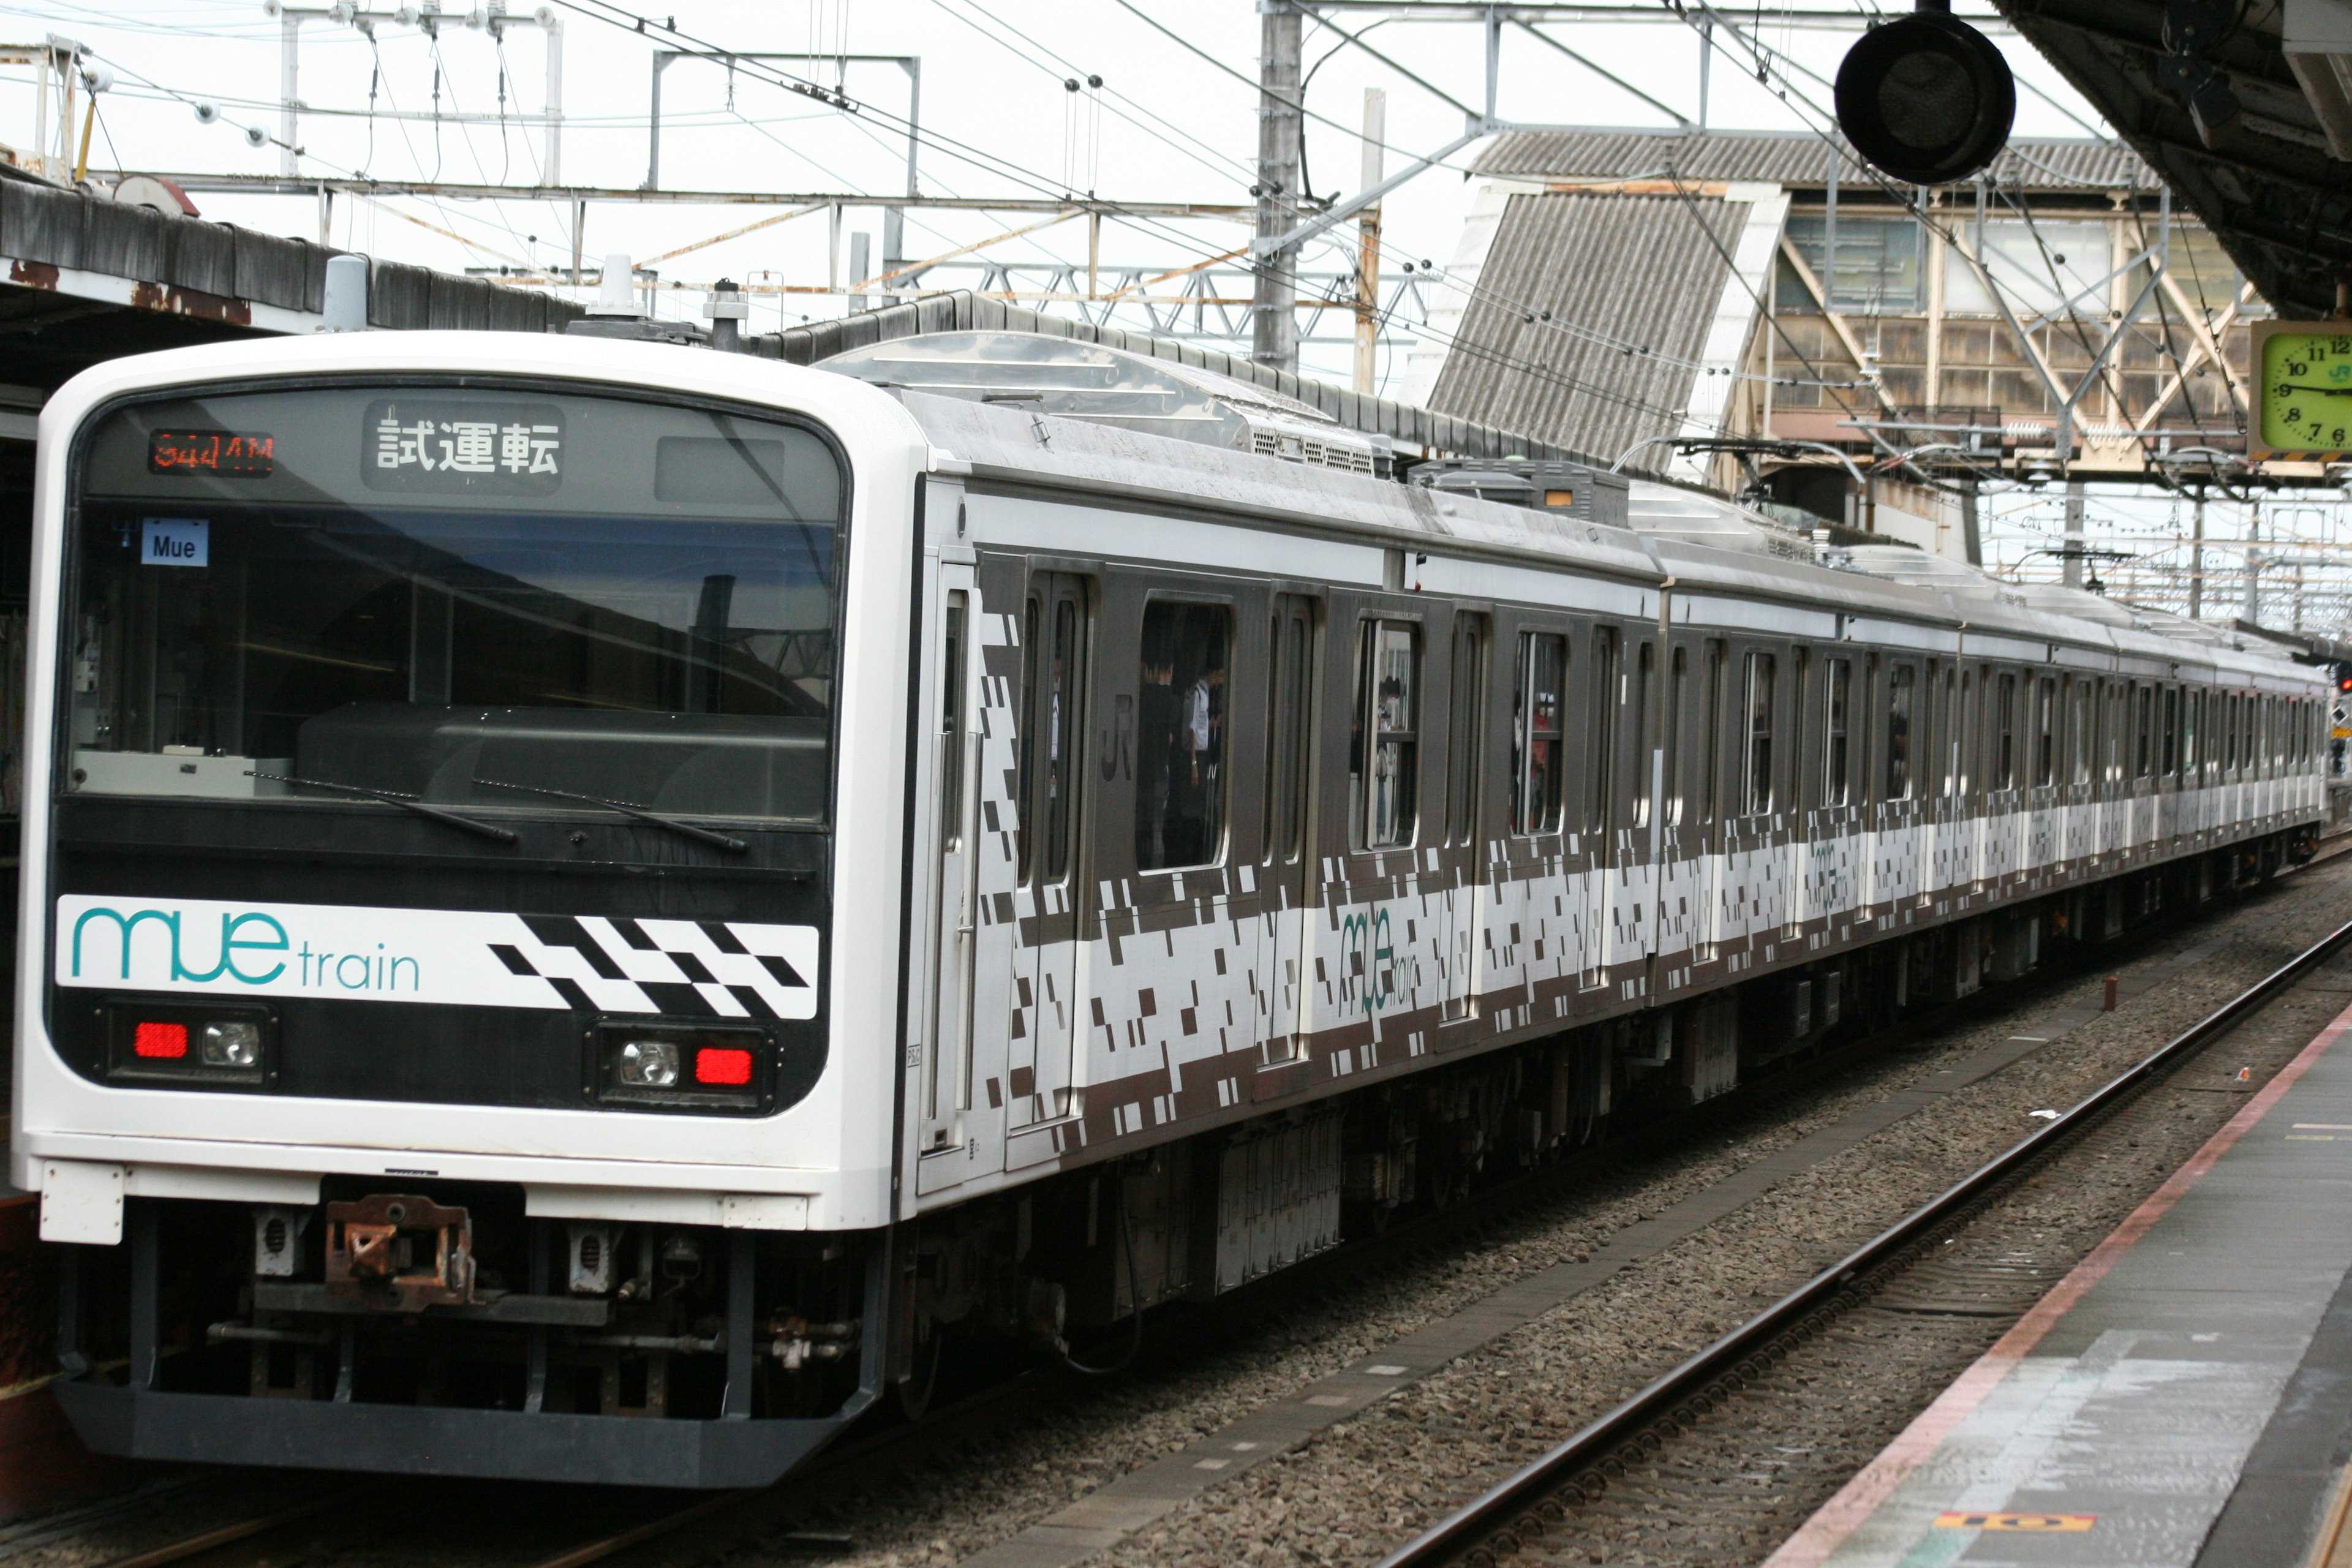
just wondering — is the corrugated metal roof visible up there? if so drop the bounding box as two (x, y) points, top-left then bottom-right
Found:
(1425, 191), (1743, 466)
(1473, 129), (2159, 192)
(762, 291), (1614, 466)
(0, 174), (581, 331)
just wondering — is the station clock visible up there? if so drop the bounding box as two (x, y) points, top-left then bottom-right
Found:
(2253, 321), (2352, 459)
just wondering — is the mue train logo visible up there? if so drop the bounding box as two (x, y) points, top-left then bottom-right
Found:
(53, 895), (820, 1019)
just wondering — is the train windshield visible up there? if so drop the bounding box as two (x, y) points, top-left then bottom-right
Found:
(65, 385), (842, 824)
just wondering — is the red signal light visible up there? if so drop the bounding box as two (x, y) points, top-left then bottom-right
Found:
(133, 1022), (189, 1059)
(693, 1046), (754, 1087)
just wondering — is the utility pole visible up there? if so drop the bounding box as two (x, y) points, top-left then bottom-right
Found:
(2189, 489), (2206, 620)
(2244, 499), (2262, 625)
(1354, 88), (1385, 395)
(2062, 480), (2084, 588)
(1252, 4), (1303, 372)
(279, 6), (301, 179)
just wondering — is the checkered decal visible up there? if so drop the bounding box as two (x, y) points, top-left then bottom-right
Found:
(488, 916), (817, 1019)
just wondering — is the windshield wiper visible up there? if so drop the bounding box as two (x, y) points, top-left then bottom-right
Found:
(246, 769), (519, 845)
(470, 777), (748, 854)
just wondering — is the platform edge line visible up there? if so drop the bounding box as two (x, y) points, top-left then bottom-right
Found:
(1758, 993), (2352, 1568)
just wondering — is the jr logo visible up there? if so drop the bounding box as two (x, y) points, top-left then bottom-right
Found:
(1340, 907), (1397, 1017)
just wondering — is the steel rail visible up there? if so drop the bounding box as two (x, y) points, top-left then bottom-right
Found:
(1375, 907), (2352, 1568)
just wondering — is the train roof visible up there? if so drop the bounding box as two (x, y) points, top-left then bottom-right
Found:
(903, 386), (2320, 689)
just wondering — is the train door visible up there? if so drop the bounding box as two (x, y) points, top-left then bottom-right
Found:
(1005, 571), (1090, 1129)
(919, 568), (981, 1158)
(1781, 646), (1811, 941)
(1919, 660), (1947, 907)
(1256, 593), (1319, 1058)
(1439, 612), (1488, 1022)
(1580, 625), (1620, 989)
(2063, 676), (2094, 872)
(1694, 639), (1730, 968)
(1721, 646), (1778, 962)
(1816, 652), (1858, 937)
(1496, 620), (1571, 1019)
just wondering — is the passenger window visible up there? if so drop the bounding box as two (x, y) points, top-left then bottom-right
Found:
(1447, 616), (1488, 845)
(1510, 631), (1566, 835)
(1823, 657), (1852, 806)
(1017, 576), (1088, 883)
(1994, 673), (2017, 790)
(2162, 687), (2180, 778)
(1262, 597), (1314, 865)
(1701, 641), (1726, 826)
(1743, 651), (1775, 815)
(1667, 645), (1690, 826)
(2034, 677), (2055, 788)
(2184, 690), (2201, 775)
(2079, 682), (2098, 785)
(1357, 620), (1420, 849)
(1588, 627), (1621, 833)
(1632, 641), (1655, 829)
(1134, 601), (1228, 872)
(1885, 663), (1913, 801)
(1957, 669), (1973, 796)
(940, 597), (968, 851)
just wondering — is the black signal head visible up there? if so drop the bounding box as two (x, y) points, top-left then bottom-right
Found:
(1834, 9), (2016, 186)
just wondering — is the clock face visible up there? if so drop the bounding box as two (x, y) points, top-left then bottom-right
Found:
(2262, 328), (2352, 452)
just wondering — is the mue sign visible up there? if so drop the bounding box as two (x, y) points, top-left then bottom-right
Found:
(146, 429), (276, 478)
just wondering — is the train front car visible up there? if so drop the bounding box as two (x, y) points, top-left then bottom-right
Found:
(12, 334), (924, 1486)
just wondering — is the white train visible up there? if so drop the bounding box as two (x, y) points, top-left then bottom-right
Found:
(12, 323), (2326, 1485)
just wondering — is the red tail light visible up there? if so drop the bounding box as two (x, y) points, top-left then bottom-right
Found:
(693, 1046), (753, 1086)
(133, 1022), (189, 1059)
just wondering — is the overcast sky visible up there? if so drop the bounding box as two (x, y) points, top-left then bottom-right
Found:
(13, 0), (2274, 600)
(2, 0), (2116, 393)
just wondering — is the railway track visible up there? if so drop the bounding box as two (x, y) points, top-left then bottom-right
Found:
(1371, 910), (2352, 1568)
(27, 862), (2350, 1568)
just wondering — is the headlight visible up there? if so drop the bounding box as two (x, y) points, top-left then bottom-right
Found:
(590, 1022), (771, 1114)
(104, 1003), (273, 1089)
(615, 1038), (680, 1087)
(202, 1021), (263, 1069)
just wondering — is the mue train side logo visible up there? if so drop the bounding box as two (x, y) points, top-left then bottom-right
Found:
(53, 895), (821, 1019)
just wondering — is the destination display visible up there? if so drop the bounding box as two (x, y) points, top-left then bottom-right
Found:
(363, 399), (565, 495)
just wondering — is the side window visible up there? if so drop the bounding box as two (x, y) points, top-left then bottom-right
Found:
(2034, 676), (2056, 788)
(1701, 640), (1726, 826)
(1632, 640), (1656, 829)
(1885, 663), (1914, 801)
(1994, 672), (2017, 791)
(1135, 600), (1228, 872)
(2068, 679), (2090, 784)
(2224, 693), (2239, 772)
(1017, 576), (1088, 883)
(1667, 644), (1691, 826)
(1588, 627), (1621, 833)
(2135, 684), (2154, 779)
(1446, 615), (1488, 845)
(2185, 689), (2201, 775)
(1743, 650), (1775, 815)
(1823, 656), (1852, 806)
(1262, 596), (1314, 865)
(2162, 687), (2180, 778)
(940, 595), (968, 850)
(1510, 630), (1566, 835)
(1957, 668), (1975, 797)
(1357, 619), (1420, 849)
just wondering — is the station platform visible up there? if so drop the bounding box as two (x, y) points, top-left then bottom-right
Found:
(1767, 991), (2352, 1568)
